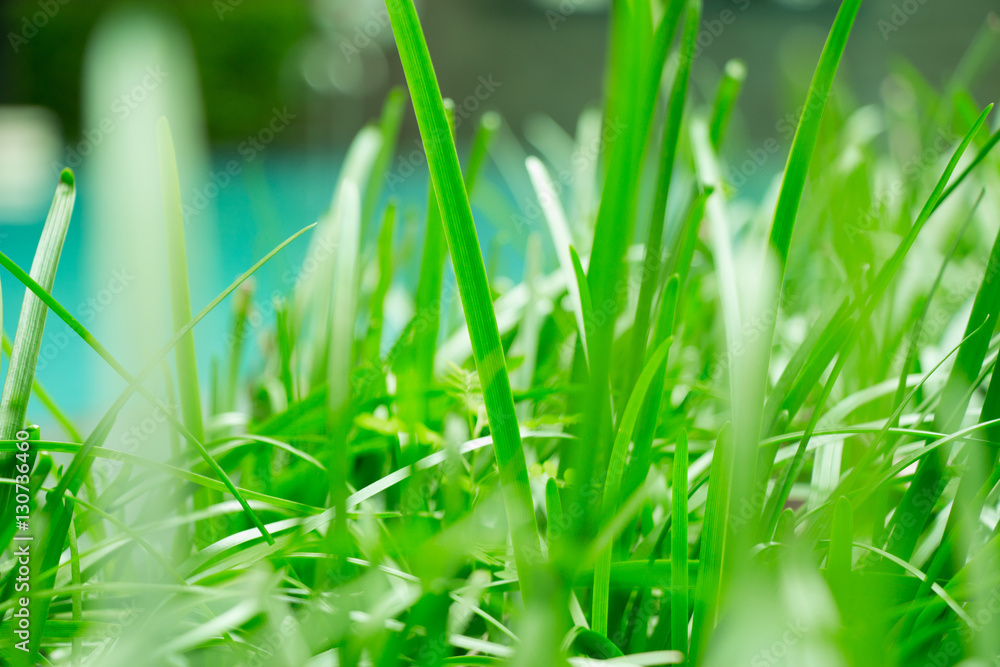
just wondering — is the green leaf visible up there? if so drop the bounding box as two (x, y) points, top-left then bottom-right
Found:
(384, 0), (541, 601)
(592, 337), (673, 636)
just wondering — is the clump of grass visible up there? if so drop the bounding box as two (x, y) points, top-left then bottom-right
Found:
(2, 1), (1000, 665)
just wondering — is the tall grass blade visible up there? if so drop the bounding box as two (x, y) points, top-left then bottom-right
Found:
(760, 105), (992, 532)
(766, 0), (863, 276)
(621, 275), (679, 508)
(0, 170), (74, 512)
(593, 338), (673, 636)
(572, 0), (685, 542)
(158, 118), (213, 543)
(748, 0), (864, 494)
(384, 0), (541, 600)
(689, 423), (733, 664)
(157, 118), (206, 444)
(888, 175), (1000, 561)
(527, 156), (590, 362)
(671, 429), (690, 661)
(626, 0), (700, 394)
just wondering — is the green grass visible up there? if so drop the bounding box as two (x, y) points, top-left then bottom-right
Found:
(2, 0), (1000, 665)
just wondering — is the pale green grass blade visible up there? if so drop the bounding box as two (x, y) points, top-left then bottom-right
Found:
(527, 156), (590, 364)
(363, 201), (397, 370)
(158, 117), (213, 544)
(465, 111), (501, 194)
(158, 118), (206, 443)
(327, 182), (363, 419)
(0, 170), (74, 441)
(1, 332), (82, 442)
(690, 118), (740, 340)
(297, 127), (382, 387)
(325, 180), (363, 563)
(384, 0), (541, 600)
(692, 117), (779, 554)
(0, 169), (74, 514)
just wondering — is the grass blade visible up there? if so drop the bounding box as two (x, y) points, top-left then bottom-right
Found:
(766, 0), (863, 276)
(593, 337), (673, 636)
(0, 224), (317, 542)
(384, 0), (541, 600)
(689, 423), (733, 664)
(621, 275), (679, 508)
(671, 429), (690, 661)
(158, 118), (206, 444)
(158, 118), (213, 543)
(363, 86), (408, 228)
(0, 169), (74, 512)
(527, 156), (590, 364)
(572, 0), (685, 543)
(760, 105), (993, 534)
(626, 0), (700, 395)
(888, 170), (1000, 561)
(708, 59), (747, 149)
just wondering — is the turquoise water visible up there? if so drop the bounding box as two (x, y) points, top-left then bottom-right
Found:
(0, 151), (394, 424)
(0, 148), (524, 429)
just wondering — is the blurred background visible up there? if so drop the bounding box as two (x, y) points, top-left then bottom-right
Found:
(0, 0), (997, 419)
